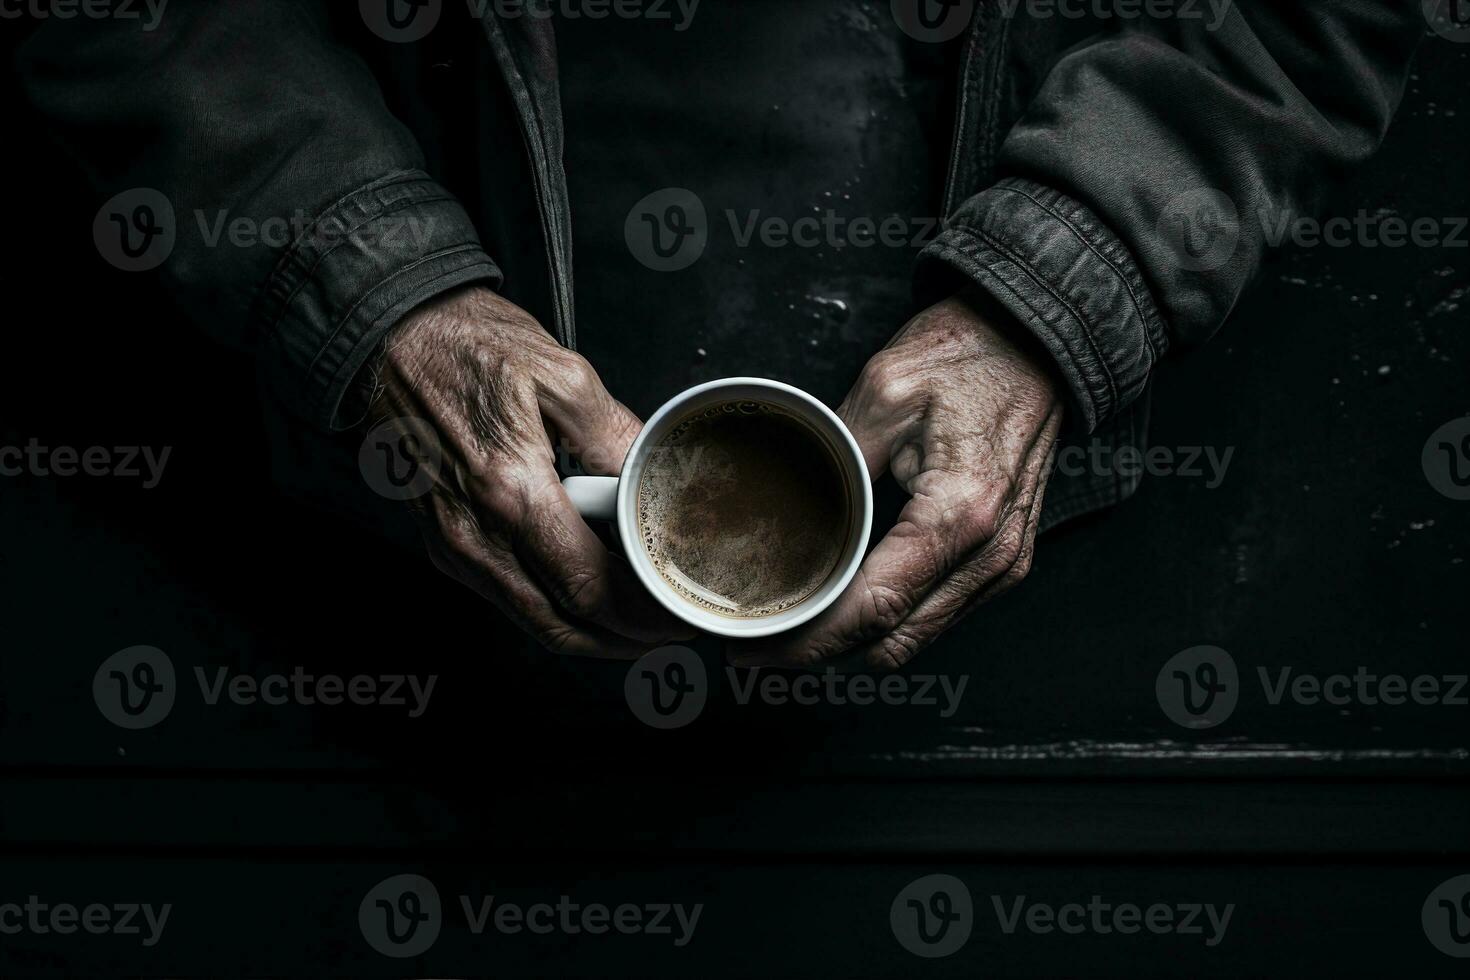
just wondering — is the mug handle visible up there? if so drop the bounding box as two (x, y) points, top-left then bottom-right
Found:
(562, 475), (620, 522)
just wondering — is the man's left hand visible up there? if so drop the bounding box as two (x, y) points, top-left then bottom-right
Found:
(732, 290), (1065, 671)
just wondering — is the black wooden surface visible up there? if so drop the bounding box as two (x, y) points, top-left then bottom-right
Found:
(1, 21), (1467, 979)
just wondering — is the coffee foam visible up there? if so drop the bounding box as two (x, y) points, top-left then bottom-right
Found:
(636, 400), (851, 619)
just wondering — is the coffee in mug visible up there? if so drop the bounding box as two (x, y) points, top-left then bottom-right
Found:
(635, 400), (853, 619)
(562, 378), (872, 639)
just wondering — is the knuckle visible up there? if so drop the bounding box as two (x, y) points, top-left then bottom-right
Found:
(860, 349), (894, 384)
(861, 353), (911, 409)
(988, 535), (1036, 599)
(957, 493), (1005, 545)
(861, 580), (912, 637)
(467, 337), (518, 386)
(1010, 537), (1036, 580)
(791, 643), (836, 669)
(554, 568), (606, 620)
(477, 473), (530, 525)
(560, 350), (601, 392)
(537, 623), (580, 655)
(783, 631), (847, 669)
(990, 514), (1028, 568)
(433, 508), (485, 563)
(872, 629), (923, 672)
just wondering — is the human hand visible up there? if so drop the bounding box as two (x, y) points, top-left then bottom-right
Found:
(367, 285), (692, 657)
(732, 290), (1064, 671)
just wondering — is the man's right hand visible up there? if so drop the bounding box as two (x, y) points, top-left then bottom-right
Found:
(366, 285), (692, 657)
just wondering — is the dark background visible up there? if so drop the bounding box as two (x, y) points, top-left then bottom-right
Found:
(1, 15), (1467, 979)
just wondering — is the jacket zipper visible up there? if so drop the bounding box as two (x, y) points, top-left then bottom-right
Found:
(478, 16), (578, 351)
(940, 12), (986, 219)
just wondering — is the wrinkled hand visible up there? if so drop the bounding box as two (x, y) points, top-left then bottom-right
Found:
(733, 290), (1064, 671)
(367, 285), (691, 657)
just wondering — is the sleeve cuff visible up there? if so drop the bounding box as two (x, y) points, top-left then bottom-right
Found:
(255, 169), (502, 431)
(916, 178), (1167, 432)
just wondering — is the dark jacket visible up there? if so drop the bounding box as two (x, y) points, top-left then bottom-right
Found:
(16, 0), (1425, 528)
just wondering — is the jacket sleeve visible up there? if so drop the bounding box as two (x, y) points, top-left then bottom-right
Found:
(916, 2), (1424, 432)
(16, 1), (502, 431)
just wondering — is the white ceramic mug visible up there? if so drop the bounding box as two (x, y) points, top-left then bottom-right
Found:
(563, 377), (873, 638)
